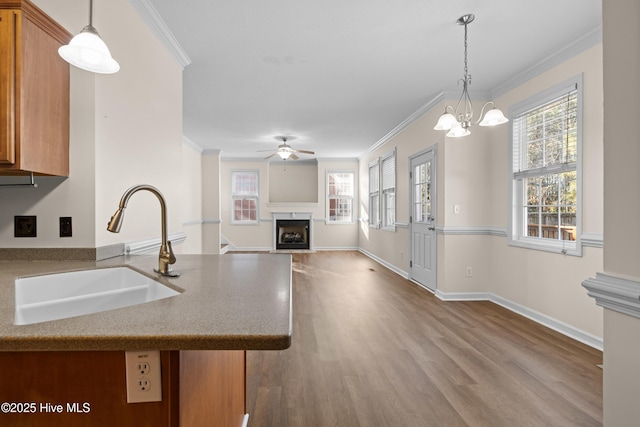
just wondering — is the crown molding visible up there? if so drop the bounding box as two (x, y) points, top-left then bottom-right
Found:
(362, 25), (602, 159)
(182, 136), (203, 153)
(360, 92), (444, 160)
(491, 26), (602, 99)
(129, 0), (192, 69)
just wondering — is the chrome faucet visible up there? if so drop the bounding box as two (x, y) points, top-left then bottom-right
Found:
(107, 185), (180, 277)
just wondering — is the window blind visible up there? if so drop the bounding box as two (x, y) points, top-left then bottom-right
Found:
(369, 162), (379, 195)
(513, 86), (578, 177)
(381, 153), (395, 191)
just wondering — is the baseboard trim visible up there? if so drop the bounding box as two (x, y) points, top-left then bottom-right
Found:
(358, 248), (409, 279)
(435, 290), (603, 351)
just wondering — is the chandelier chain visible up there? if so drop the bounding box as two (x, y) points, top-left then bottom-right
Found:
(463, 20), (469, 81)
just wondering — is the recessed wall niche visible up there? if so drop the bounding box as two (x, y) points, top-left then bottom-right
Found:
(268, 160), (318, 203)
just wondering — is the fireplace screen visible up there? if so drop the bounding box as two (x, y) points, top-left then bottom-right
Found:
(276, 219), (310, 250)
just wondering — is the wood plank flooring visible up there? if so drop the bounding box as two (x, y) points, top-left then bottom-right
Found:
(245, 251), (602, 427)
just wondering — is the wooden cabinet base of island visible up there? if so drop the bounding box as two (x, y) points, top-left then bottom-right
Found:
(0, 350), (246, 427)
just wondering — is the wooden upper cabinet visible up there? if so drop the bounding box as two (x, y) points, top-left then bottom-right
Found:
(0, 1), (71, 177)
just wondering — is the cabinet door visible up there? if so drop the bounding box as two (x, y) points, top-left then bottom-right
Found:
(0, 10), (16, 165)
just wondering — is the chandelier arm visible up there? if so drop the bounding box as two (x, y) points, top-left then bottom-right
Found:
(474, 101), (496, 125)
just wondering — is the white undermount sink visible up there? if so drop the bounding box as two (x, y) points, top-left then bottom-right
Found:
(15, 267), (180, 325)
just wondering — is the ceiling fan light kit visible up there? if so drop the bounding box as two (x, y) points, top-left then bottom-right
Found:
(260, 137), (315, 161)
(434, 13), (508, 137)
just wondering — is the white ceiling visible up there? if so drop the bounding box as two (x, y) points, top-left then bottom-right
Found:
(144, 0), (601, 160)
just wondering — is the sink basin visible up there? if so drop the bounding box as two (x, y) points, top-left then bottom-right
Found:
(15, 267), (180, 325)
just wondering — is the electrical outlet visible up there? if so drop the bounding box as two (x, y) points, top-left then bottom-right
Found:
(137, 379), (151, 392)
(14, 216), (37, 237)
(466, 267), (472, 277)
(137, 362), (150, 376)
(125, 351), (162, 403)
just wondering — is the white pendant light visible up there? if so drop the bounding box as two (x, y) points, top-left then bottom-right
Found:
(434, 14), (508, 137)
(433, 109), (458, 131)
(58, 0), (119, 74)
(478, 106), (509, 126)
(446, 123), (471, 138)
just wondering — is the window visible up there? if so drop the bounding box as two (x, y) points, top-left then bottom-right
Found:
(510, 77), (581, 254)
(368, 161), (379, 227)
(231, 170), (259, 224)
(327, 171), (354, 223)
(381, 150), (396, 230)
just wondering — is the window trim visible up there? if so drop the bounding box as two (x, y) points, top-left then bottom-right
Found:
(230, 169), (260, 225)
(508, 75), (583, 256)
(326, 170), (355, 224)
(368, 159), (380, 228)
(380, 149), (397, 232)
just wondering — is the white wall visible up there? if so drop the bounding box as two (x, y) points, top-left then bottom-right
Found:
(220, 158), (359, 250)
(487, 44), (604, 338)
(202, 151), (221, 254)
(600, 0), (640, 424)
(181, 141), (204, 254)
(91, 0), (184, 248)
(358, 104), (444, 271)
(359, 44), (604, 341)
(269, 161), (318, 203)
(0, 0), (193, 255)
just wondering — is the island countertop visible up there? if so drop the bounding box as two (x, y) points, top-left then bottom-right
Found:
(0, 254), (292, 351)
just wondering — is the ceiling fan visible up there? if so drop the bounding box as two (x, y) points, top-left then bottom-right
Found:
(259, 136), (315, 161)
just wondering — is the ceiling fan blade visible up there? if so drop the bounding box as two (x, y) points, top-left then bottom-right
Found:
(264, 153), (277, 159)
(293, 149), (315, 155)
(289, 153), (299, 160)
(257, 149), (277, 152)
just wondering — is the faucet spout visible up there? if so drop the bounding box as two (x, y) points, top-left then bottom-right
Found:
(107, 185), (180, 277)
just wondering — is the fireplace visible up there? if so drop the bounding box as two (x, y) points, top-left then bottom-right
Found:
(272, 212), (313, 251)
(276, 219), (310, 250)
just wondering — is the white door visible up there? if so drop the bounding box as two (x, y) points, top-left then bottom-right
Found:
(410, 148), (436, 291)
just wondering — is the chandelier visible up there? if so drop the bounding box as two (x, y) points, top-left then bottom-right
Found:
(434, 14), (508, 137)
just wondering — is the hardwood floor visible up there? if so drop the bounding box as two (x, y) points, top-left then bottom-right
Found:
(245, 251), (602, 427)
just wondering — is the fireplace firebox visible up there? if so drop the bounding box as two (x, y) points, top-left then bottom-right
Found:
(276, 219), (310, 250)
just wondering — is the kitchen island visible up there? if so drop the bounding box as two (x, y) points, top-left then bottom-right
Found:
(0, 253), (292, 426)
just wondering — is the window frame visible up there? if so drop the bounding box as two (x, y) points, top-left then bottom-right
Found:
(326, 170), (355, 224)
(380, 149), (397, 231)
(230, 170), (260, 225)
(368, 159), (380, 228)
(508, 75), (583, 256)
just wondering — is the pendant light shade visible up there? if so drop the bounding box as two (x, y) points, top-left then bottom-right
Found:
(478, 107), (509, 126)
(58, 0), (119, 74)
(433, 111), (458, 131)
(446, 123), (471, 138)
